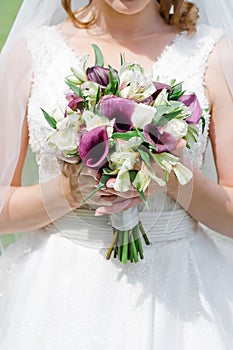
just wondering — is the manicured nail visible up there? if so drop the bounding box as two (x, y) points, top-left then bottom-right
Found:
(95, 213), (103, 216)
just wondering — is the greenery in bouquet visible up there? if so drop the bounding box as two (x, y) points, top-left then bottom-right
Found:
(42, 44), (204, 264)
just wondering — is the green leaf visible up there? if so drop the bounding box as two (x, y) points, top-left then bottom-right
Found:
(137, 189), (147, 205)
(92, 44), (104, 67)
(171, 81), (183, 94)
(136, 130), (149, 144)
(201, 116), (206, 134)
(169, 91), (185, 100)
(81, 173), (112, 205)
(138, 148), (151, 168)
(95, 85), (101, 105)
(129, 170), (137, 182)
(169, 81), (185, 100)
(111, 131), (139, 140)
(104, 80), (118, 96)
(65, 81), (83, 97)
(41, 108), (57, 129)
(99, 173), (112, 187)
(154, 109), (183, 126)
(104, 66), (120, 96)
(120, 52), (126, 66)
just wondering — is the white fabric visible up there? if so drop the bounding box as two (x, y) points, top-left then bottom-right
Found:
(0, 0), (87, 214)
(195, 0), (233, 95)
(1, 25), (233, 349)
(0, 0), (233, 214)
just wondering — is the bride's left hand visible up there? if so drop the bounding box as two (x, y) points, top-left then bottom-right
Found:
(95, 138), (187, 215)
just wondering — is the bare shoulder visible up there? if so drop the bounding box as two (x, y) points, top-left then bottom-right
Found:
(205, 36), (232, 111)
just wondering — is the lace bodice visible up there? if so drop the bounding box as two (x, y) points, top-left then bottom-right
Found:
(25, 24), (223, 211)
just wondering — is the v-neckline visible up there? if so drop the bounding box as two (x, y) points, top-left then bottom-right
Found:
(52, 25), (186, 72)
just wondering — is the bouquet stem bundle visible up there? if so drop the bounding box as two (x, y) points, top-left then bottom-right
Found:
(107, 222), (150, 264)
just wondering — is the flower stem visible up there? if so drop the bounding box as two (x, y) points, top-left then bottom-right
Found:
(129, 231), (139, 263)
(133, 225), (144, 260)
(122, 230), (129, 264)
(106, 229), (119, 260)
(139, 221), (150, 245)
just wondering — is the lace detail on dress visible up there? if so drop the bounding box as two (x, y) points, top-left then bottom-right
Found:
(25, 24), (223, 206)
(152, 24), (223, 169)
(25, 26), (84, 182)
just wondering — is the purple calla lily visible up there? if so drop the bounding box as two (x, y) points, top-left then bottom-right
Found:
(79, 125), (109, 168)
(153, 82), (172, 99)
(68, 96), (84, 111)
(179, 94), (202, 124)
(144, 123), (177, 153)
(87, 66), (112, 89)
(99, 96), (136, 132)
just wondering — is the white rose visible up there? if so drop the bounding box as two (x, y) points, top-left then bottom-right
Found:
(56, 114), (77, 130)
(48, 129), (77, 152)
(51, 104), (66, 123)
(131, 103), (156, 128)
(164, 119), (188, 140)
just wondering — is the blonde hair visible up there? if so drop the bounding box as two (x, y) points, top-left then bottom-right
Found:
(62, 0), (199, 33)
(61, 0), (95, 28)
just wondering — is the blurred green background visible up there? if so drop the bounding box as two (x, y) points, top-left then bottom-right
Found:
(0, 0), (23, 49)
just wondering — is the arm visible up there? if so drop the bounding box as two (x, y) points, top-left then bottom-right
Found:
(167, 43), (233, 237)
(0, 117), (134, 234)
(0, 118), (77, 234)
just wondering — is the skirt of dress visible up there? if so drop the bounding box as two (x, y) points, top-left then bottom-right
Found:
(0, 208), (233, 350)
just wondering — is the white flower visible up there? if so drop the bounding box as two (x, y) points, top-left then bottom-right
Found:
(131, 103), (157, 128)
(110, 151), (139, 171)
(81, 81), (99, 107)
(110, 151), (139, 192)
(173, 163), (193, 185)
(82, 110), (114, 131)
(144, 163), (166, 187)
(48, 128), (77, 152)
(49, 114), (79, 151)
(133, 168), (151, 192)
(152, 152), (179, 172)
(70, 56), (88, 83)
(56, 114), (78, 131)
(50, 104), (66, 123)
(119, 63), (155, 101)
(164, 119), (188, 140)
(133, 161), (166, 192)
(153, 88), (169, 106)
(114, 171), (131, 192)
(115, 137), (142, 152)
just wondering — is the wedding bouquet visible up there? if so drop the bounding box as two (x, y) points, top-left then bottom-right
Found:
(42, 44), (203, 264)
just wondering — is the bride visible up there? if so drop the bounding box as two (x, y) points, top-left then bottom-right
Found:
(0, 0), (233, 349)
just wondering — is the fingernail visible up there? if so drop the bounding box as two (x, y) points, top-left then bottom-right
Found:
(106, 183), (115, 188)
(94, 212), (103, 216)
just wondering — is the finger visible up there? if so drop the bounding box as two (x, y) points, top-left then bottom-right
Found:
(106, 178), (116, 188)
(95, 197), (141, 216)
(79, 166), (100, 179)
(175, 138), (186, 150)
(100, 195), (118, 202)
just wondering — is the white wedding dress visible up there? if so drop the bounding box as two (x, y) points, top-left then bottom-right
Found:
(1, 24), (233, 350)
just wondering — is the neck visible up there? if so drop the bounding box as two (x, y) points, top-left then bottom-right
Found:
(91, 1), (166, 40)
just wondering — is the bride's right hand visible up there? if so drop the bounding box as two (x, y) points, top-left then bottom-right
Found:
(61, 161), (132, 209)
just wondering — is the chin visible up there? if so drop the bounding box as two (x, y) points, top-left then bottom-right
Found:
(103, 0), (153, 15)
